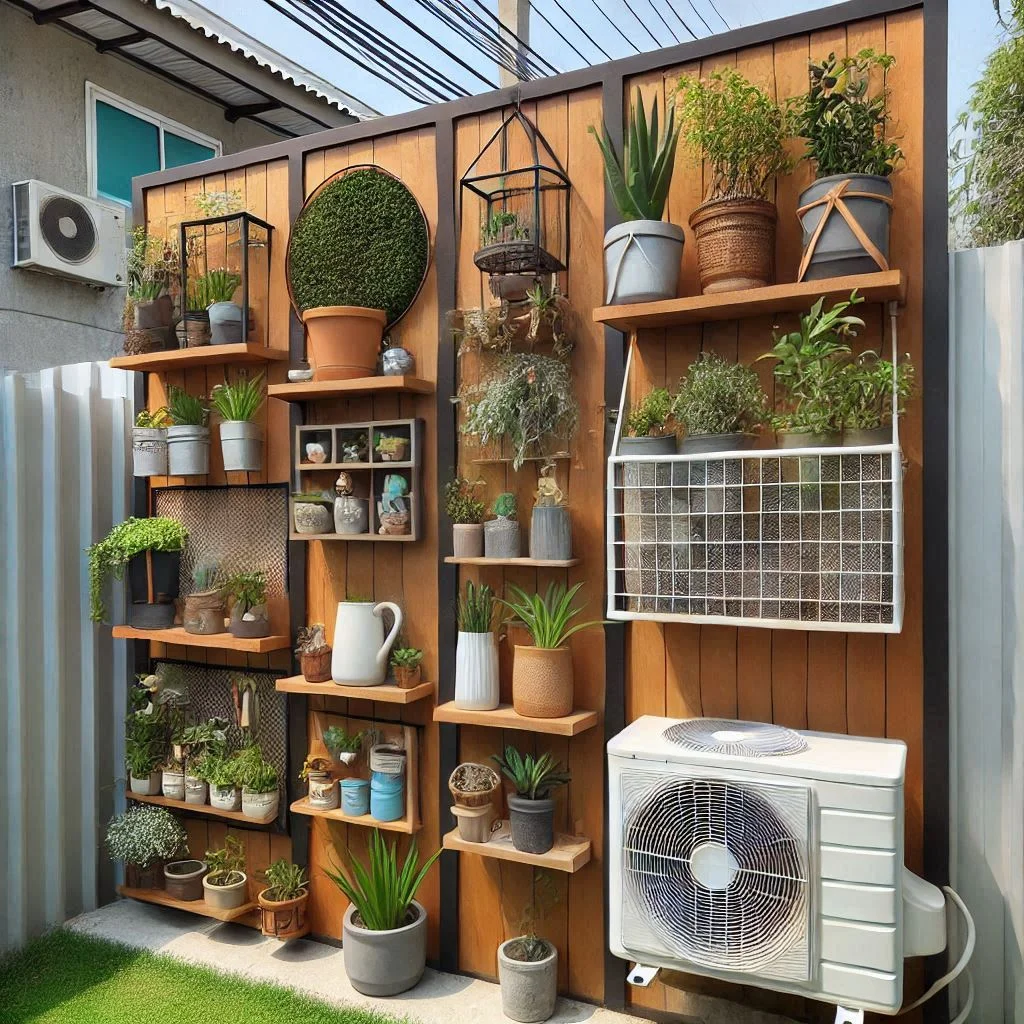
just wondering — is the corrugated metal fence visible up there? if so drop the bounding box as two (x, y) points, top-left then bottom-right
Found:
(0, 363), (133, 953)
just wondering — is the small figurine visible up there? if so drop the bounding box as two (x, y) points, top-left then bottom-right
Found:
(305, 441), (327, 464)
(379, 473), (409, 513)
(535, 464), (564, 506)
(381, 335), (415, 376)
(335, 471), (354, 496)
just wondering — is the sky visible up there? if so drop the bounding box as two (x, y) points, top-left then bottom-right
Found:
(194, 0), (1004, 125)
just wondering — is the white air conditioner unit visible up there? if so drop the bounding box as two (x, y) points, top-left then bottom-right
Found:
(12, 179), (125, 287)
(608, 717), (949, 1017)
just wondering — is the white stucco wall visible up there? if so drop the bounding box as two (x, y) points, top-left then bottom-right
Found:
(0, 5), (280, 371)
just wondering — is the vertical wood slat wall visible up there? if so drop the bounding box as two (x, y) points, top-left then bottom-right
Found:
(139, 7), (926, 1015)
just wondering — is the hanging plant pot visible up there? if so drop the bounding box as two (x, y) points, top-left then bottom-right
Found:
(303, 306), (385, 381)
(210, 784), (242, 812)
(617, 434), (677, 456)
(258, 887), (309, 940)
(776, 429), (842, 449)
(166, 425), (210, 476)
(689, 198), (777, 294)
(602, 220), (685, 304)
(342, 899), (427, 996)
(499, 938), (558, 1023)
(484, 518), (520, 559)
(183, 311), (211, 347)
(132, 427), (168, 477)
(220, 421), (263, 472)
(230, 602), (271, 639)
(843, 426), (891, 447)
(182, 589), (225, 635)
(454, 631), (499, 710)
(452, 523), (484, 559)
(127, 549), (180, 629)
(134, 295), (173, 331)
(512, 645), (573, 719)
(507, 794), (555, 855)
(164, 859), (206, 902)
(679, 432), (758, 455)
(208, 301), (243, 344)
(203, 871), (248, 910)
(529, 506), (572, 561)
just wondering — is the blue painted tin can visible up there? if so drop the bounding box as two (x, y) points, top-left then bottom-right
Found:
(370, 771), (405, 822)
(341, 778), (370, 817)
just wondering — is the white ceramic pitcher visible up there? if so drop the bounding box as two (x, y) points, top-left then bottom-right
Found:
(332, 601), (403, 685)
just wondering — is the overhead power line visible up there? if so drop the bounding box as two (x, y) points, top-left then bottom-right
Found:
(447, 0), (562, 78)
(675, 0), (714, 36)
(644, 0), (683, 43)
(588, 0), (641, 54)
(531, 1), (593, 66)
(461, 0), (563, 77)
(621, 0), (663, 48)
(545, 0), (609, 62)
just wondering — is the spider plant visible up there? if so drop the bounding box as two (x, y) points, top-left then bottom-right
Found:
(210, 373), (265, 422)
(492, 746), (570, 800)
(499, 582), (604, 649)
(457, 580), (496, 633)
(167, 386), (208, 426)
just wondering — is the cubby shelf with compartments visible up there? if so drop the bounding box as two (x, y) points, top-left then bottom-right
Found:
(291, 418), (423, 542)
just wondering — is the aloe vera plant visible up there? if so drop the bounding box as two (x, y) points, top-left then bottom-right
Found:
(499, 582), (604, 649)
(492, 746), (570, 800)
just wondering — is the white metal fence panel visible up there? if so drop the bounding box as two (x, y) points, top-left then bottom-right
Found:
(0, 363), (133, 953)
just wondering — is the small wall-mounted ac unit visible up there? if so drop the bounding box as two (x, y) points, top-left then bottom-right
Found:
(608, 717), (951, 1016)
(12, 179), (125, 287)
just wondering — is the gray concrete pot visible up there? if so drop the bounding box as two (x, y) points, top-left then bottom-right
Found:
(132, 427), (168, 477)
(203, 871), (247, 910)
(294, 500), (333, 534)
(603, 220), (684, 304)
(219, 420), (262, 472)
(529, 506), (571, 561)
(208, 301), (243, 344)
(498, 938), (558, 1023)
(129, 771), (161, 795)
(164, 859), (206, 902)
(166, 425), (210, 476)
(484, 518), (520, 558)
(242, 788), (279, 821)
(334, 495), (369, 535)
(843, 426), (892, 447)
(679, 431), (758, 455)
(210, 784), (242, 812)
(507, 794), (555, 854)
(618, 434), (676, 456)
(343, 900), (427, 996)
(452, 523), (484, 558)
(798, 173), (893, 280)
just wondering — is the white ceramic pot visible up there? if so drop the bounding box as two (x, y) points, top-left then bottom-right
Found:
(208, 301), (243, 344)
(132, 427), (168, 477)
(242, 788), (279, 821)
(331, 601), (402, 685)
(454, 631), (499, 710)
(220, 420), (263, 472)
(603, 219), (685, 304)
(184, 775), (208, 805)
(161, 770), (185, 801)
(210, 784), (242, 812)
(166, 425), (210, 476)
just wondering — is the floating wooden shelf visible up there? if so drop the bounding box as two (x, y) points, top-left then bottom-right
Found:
(112, 625), (290, 653)
(125, 791), (275, 827)
(276, 676), (434, 703)
(117, 885), (257, 922)
(433, 702), (599, 736)
(471, 453), (571, 465)
(298, 461), (414, 471)
(592, 270), (906, 331)
(268, 375), (434, 401)
(444, 556), (580, 568)
(290, 798), (420, 833)
(443, 822), (592, 873)
(289, 532), (416, 543)
(109, 343), (288, 372)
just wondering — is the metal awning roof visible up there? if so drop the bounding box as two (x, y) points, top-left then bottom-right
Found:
(5, 0), (377, 136)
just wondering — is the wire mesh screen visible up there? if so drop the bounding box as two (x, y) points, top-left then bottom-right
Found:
(608, 447), (903, 631)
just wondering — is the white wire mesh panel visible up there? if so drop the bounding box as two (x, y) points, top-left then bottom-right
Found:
(619, 769), (811, 981)
(663, 719), (809, 757)
(609, 446), (903, 631)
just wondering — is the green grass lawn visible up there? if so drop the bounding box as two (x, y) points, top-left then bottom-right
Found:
(0, 929), (412, 1024)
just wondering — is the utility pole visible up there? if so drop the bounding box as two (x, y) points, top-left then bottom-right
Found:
(498, 0), (530, 87)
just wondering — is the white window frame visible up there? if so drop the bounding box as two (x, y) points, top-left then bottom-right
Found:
(85, 82), (223, 206)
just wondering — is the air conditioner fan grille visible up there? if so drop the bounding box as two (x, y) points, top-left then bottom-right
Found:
(39, 195), (97, 264)
(663, 718), (808, 758)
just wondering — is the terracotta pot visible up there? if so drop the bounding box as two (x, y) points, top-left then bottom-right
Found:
(394, 664), (421, 689)
(301, 649), (332, 683)
(689, 197), (777, 294)
(182, 589), (225, 635)
(303, 306), (385, 381)
(258, 888), (309, 940)
(512, 645), (573, 719)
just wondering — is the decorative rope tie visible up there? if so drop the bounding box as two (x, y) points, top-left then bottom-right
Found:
(607, 230), (661, 304)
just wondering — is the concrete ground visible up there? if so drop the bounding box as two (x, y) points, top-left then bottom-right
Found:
(67, 900), (795, 1024)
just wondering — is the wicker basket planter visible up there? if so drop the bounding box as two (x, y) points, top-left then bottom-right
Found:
(182, 589), (225, 635)
(449, 762), (501, 808)
(689, 197), (777, 294)
(512, 645), (573, 719)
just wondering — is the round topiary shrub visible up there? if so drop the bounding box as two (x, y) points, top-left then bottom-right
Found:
(287, 165), (429, 327)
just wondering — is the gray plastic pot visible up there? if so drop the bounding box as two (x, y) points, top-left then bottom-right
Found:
(529, 506), (571, 561)
(603, 220), (684, 304)
(129, 771), (161, 795)
(507, 794), (555, 854)
(166, 425), (210, 476)
(484, 519), (520, 559)
(208, 301), (243, 344)
(499, 938), (558, 1023)
(452, 523), (484, 558)
(797, 173), (893, 281)
(343, 900), (427, 996)
(679, 432), (758, 455)
(132, 427), (168, 477)
(843, 426), (892, 447)
(220, 420), (263, 472)
(618, 434), (677, 456)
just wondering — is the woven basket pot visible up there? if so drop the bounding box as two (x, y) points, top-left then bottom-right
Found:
(258, 888), (309, 941)
(512, 645), (573, 719)
(689, 197), (777, 294)
(448, 763), (500, 808)
(300, 649), (332, 683)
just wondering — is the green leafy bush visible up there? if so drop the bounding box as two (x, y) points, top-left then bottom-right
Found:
(671, 354), (768, 436)
(210, 373), (264, 422)
(223, 570), (267, 614)
(840, 352), (915, 430)
(625, 387), (673, 438)
(444, 477), (486, 524)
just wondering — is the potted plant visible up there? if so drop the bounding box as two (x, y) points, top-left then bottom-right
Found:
(484, 492), (520, 559)
(500, 582), (604, 719)
(840, 350), (915, 446)
(123, 228), (177, 355)
(449, 762), (500, 844)
(258, 858), (309, 940)
(183, 273), (213, 347)
(202, 835), (248, 910)
(234, 744), (279, 821)
(296, 623), (332, 682)
(591, 91), (683, 304)
(182, 562), (224, 636)
(204, 751), (242, 812)
(87, 515), (188, 628)
(166, 385), (210, 476)
(789, 50), (903, 281)
(671, 353), (769, 454)
(619, 386), (676, 455)
(369, 743), (406, 823)
(454, 580), (499, 711)
(530, 467), (572, 561)
(460, 353), (579, 470)
(498, 881), (561, 1023)
(445, 476), (486, 558)
(210, 373), (265, 472)
(390, 646), (423, 689)
(125, 681), (165, 795)
(323, 725), (363, 766)
(160, 756), (185, 801)
(325, 829), (441, 996)
(180, 718), (227, 805)
(132, 407), (170, 477)
(292, 491), (334, 535)
(224, 570), (271, 639)
(301, 755), (339, 810)
(164, 858), (207, 902)
(202, 268), (244, 344)
(492, 747), (570, 855)
(676, 68), (791, 294)
(287, 166), (429, 381)
(105, 805), (187, 890)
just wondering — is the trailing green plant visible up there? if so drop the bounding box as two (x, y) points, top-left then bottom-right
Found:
(492, 492), (517, 519)
(210, 373), (265, 422)
(625, 387), (673, 438)
(492, 746), (570, 800)
(390, 646), (423, 669)
(444, 476), (486, 525)
(189, 268), (240, 310)
(261, 859), (308, 902)
(289, 167), (429, 324)
(590, 90), (681, 220)
(481, 209), (529, 245)
(87, 516), (188, 622)
(840, 351), (915, 430)
(322, 726), (363, 757)
(675, 68), (791, 202)
(105, 806), (187, 867)
(459, 352), (579, 471)
(324, 829), (440, 931)
(233, 744), (278, 794)
(223, 570), (267, 614)
(500, 581), (604, 649)
(135, 407), (170, 429)
(205, 835), (245, 886)
(167, 386), (208, 427)
(457, 580), (496, 633)
(789, 50), (903, 179)
(671, 353), (769, 436)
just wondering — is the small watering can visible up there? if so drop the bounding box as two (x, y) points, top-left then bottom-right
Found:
(332, 600), (403, 685)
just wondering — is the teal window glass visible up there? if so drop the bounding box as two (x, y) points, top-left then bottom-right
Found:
(164, 131), (216, 169)
(95, 100), (159, 204)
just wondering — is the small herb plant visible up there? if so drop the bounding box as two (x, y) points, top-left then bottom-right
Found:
(390, 647), (423, 669)
(234, 744), (278, 794)
(625, 387), (673, 438)
(295, 623), (329, 655)
(492, 746), (570, 800)
(261, 859), (308, 902)
(210, 373), (264, 423)
(492, 492), (517, 520)
(125, 687), (166, 779)
(324, 829), (440, 932)
(500, 582), (604, 649)
(444, 477), (486, 525)
(105, 806), (187, 867)
(87, 516), (188, 622)
(134, 408), (170, 429)
(671, 354), (768, 436)
(322, 726), (363, 758)
(223, 570), (267, 615)
(481, 209), (529, 245)
(457, 580), (496, 633)
(205, 835), (245, 886)
(840, 352), (915, 430)
(189, 268), (241, 310)
(167, 386), (208, 427)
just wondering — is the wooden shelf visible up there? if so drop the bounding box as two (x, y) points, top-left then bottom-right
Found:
(268, 376), (434, 401)
(290, 798), (420, 833)
(443, 822), (591, 873)
(297, 461), (414, 471)
(125, 791), (275, 827)
(471, 453), (570, 465)
(109, 343), (288, 372)
(289, 533), (415, 543)
(117, 885), (257, 922)
(111, 625), (290, 653)
(444, 556), (580, 568)
(592, 270), (906, 331)
(276, 676), (434, 702)
(433, 702), (599, 736)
